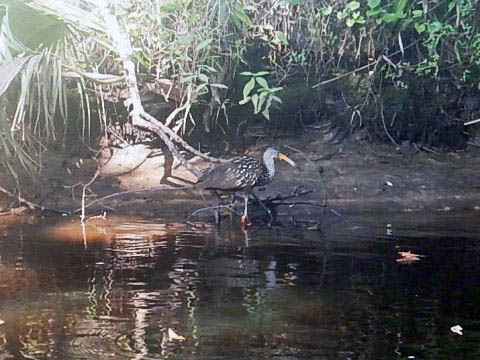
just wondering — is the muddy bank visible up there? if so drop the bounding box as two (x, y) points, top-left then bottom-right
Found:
(1, 130), (480, 221)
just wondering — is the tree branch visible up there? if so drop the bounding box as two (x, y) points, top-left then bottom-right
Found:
(96, 1), (224, 180)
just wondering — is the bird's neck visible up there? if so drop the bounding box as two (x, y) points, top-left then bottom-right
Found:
(263, 154), (275, 179)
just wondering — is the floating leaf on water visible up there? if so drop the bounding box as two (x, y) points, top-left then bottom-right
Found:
(396, 250), (425, 264)
(168, 328), (186, 341)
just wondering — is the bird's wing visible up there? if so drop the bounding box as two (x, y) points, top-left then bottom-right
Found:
(197, 162), (245, 190)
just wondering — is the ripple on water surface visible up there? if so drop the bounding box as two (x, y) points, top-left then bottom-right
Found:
(0, 212), (479, 359)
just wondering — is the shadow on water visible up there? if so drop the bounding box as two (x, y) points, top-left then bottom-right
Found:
(0, 212), (479, 359)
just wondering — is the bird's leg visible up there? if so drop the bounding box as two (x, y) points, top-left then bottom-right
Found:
(240, 192), (251, 226)
(228, 192), (236, 221)
(250, 192), (274, 222)
(213, 191), (223, 224)
(229, 192), (236, 205)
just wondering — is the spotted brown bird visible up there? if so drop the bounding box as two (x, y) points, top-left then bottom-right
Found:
(196, 147), (295, 223)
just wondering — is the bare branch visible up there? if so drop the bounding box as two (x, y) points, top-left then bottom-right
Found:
(96, 0), (224, 181)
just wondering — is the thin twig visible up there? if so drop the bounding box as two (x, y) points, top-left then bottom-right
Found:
(381, 104), (398, 145)
(187, 203), (239, 220)
(329, 208), (344, 219)
(80, 169), (101, 224)
(420, 146), (440, 155)
(269, 201), (326, 207)
(264, 188), (314, 203)
(464, 118), (480, 126)
(312, 40), (421, 88)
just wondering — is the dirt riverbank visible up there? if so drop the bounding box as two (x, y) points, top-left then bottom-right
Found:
(1, 130), (480, 222)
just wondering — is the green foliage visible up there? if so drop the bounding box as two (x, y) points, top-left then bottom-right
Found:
(0, 2), (70, 175)
(1, 0), (479, 181)
(239, 71), (282, 120)
(337, 1), (365, 28)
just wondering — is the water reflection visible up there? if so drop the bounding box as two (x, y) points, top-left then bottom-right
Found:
(0, 213), (479, 359)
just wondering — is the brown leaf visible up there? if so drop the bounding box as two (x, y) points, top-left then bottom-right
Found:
(396, 250), (425, 264)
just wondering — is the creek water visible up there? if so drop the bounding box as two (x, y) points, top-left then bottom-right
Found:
(0, 211), (479, 359)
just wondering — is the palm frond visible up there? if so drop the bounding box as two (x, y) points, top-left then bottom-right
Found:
(0, 5), (32, 61)
(24, 0), (105, 35)
(0, 56), (31, 96)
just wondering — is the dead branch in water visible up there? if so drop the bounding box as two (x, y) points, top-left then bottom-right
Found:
(262, 187), (344, 220)
(80, 169), (100, 224)
(187, 203), (240, 220)
(263, 187), (314, 203)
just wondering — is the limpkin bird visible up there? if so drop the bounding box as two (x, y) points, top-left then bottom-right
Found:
(196, 147), (295, 223)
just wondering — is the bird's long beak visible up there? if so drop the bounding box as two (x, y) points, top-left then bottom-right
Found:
(277, 153), (295, 166)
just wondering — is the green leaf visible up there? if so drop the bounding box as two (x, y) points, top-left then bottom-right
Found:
(384, 13), (400, 23)
(346, 18), (355, 27)
(282, 0), (303, 4)
(200, 65), (217, 73)
(412, 10), (423, 18)
(269, 87), (283, 92)
(261, 108), (270, 120)
(414, 22), (425, 34)
(393, 0), (408, 15)
(448, 2), (456, 12)
(180, 75), (195, 83)
(161, 2), (183, 14)
(367, 0), (380, 8)
(177, 34), (194, 46)
(210, 83), (228, 89)
(366, 8), (382, 17)
(240, 71), (254, 76)
(243, 77), (255, 98)
(195, 83), (209, 93)
(252, 93), (259, 113)
(275, 31), (288, 45)
(232, 4), (253, 30)
(346, 1), (360, 11)
(195, 38), (213, 52)
(271, 95), (282, 104)
(427, 21), (443, 33)
(321, 6), (333, 16)
(255, 77), (269, 89)
(198, 73), (209, 83)
(239, 97), (251, 105)
(254, 71), (270, 76)
(257, 92), (267, 111)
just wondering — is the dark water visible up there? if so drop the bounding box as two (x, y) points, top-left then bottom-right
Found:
(0, 212), (479, 359)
